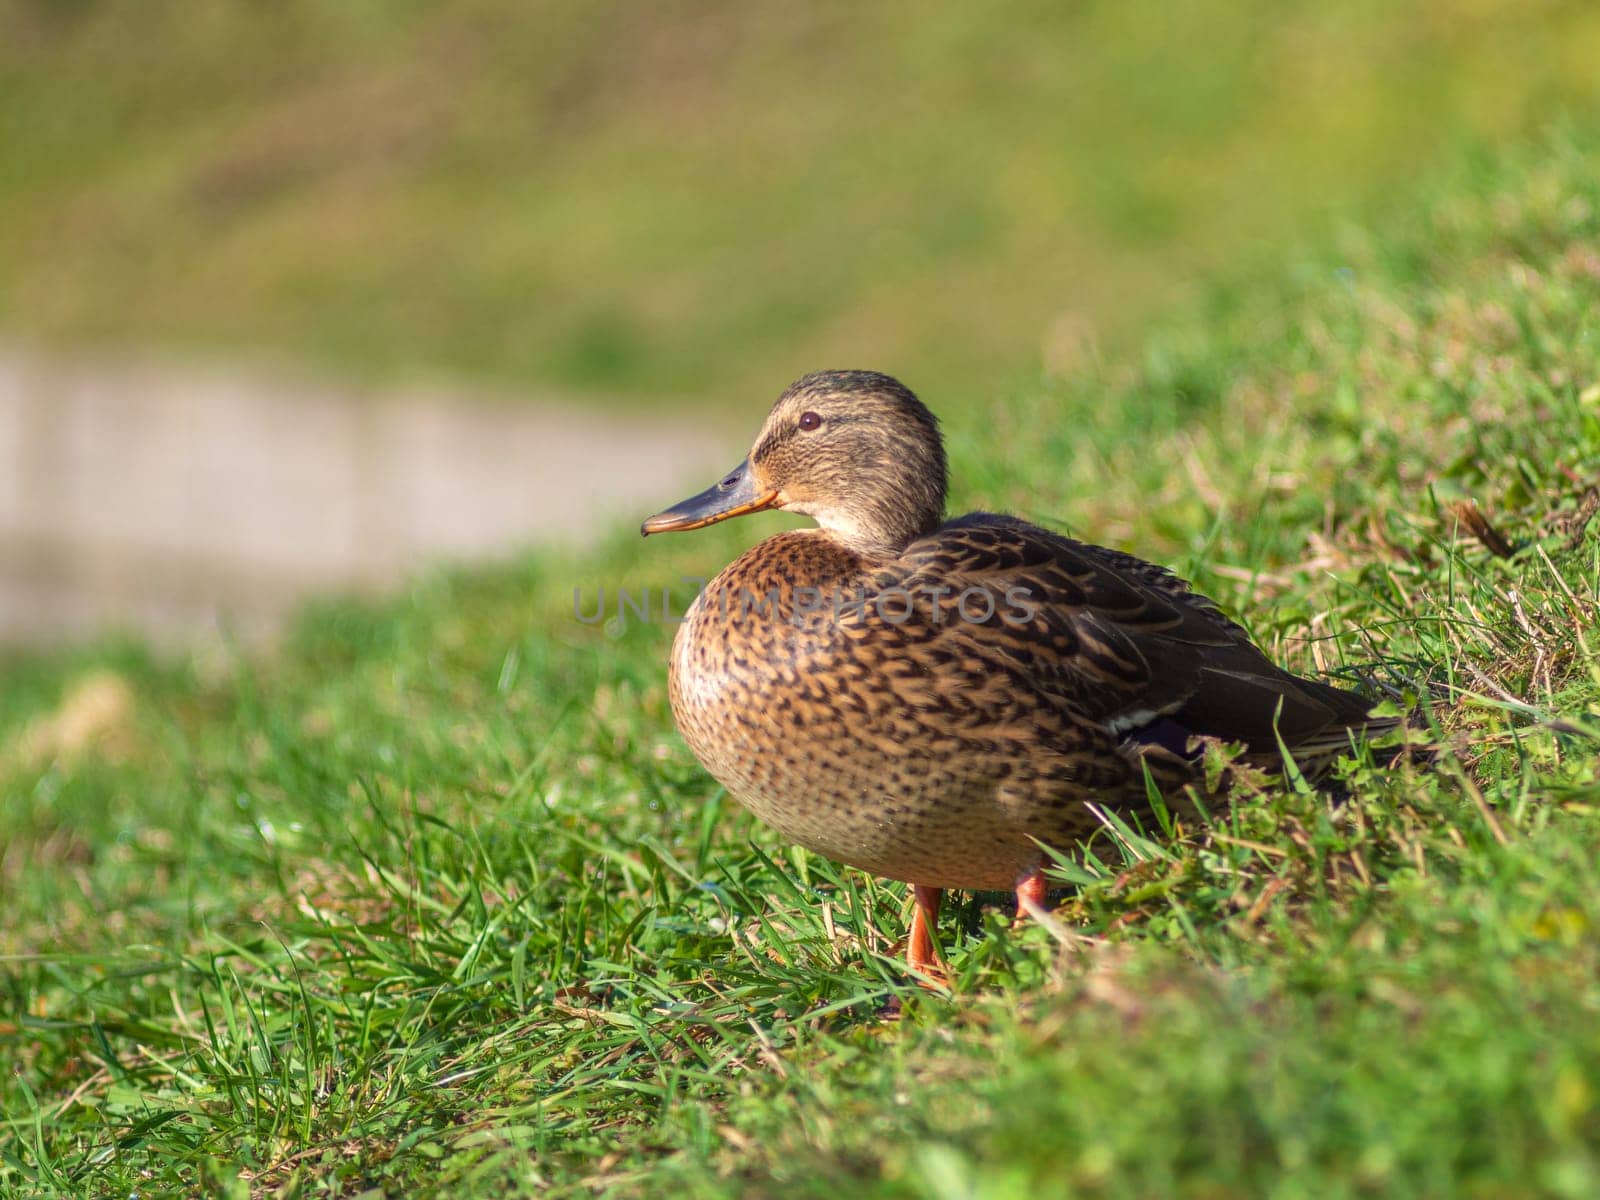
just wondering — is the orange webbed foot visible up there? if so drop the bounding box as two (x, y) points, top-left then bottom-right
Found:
(1011, 866), (1049, 930)
(905, 883), (949, 988)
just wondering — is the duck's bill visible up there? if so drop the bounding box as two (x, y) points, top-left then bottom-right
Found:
(640, 459), (780, 535)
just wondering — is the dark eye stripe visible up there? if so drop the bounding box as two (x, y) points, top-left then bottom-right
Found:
(753, 410), (854, 464)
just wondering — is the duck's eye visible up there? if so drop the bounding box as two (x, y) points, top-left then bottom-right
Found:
(798, 411), (823, 432)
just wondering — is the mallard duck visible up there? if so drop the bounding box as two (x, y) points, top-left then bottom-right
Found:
(642, 370), (1394, 978)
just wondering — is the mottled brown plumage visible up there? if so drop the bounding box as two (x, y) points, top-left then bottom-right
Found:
(642, 370), (1395, 977)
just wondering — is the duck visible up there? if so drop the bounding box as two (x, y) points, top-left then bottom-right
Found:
(641, 370), (1395, 979)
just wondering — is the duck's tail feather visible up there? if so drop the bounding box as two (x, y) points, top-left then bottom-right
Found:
(1121, 671), (1404, 785)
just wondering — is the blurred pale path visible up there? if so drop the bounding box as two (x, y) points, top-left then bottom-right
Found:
(0, 347), (724, 644)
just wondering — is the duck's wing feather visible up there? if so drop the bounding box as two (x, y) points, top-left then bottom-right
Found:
(887, 513), (1387, 755)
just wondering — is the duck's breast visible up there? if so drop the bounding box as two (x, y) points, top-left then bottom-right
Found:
(669, 530), (862, 774)
(665, 531), (1042, 886)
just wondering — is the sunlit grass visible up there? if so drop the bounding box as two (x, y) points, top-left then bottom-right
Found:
(4, 124), (1600, 1196)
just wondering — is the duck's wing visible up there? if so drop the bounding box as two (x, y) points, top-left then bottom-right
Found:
(886, 513), (1389, 757)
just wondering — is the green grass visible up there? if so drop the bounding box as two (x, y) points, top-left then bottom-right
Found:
(4, 1), (1600, 406)
(5, 122), (1600, 1196)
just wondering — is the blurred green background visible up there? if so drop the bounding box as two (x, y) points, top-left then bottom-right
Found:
(5, 0), (1600, 410)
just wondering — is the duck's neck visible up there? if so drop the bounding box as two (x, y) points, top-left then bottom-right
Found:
(811, 507), (942, 560)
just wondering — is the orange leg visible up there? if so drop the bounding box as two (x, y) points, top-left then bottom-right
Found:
(1013, 865), (1048, 928)
(906, 884), (948, 983)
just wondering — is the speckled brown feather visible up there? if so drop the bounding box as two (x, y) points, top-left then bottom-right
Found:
(651, 371), (1397, 895)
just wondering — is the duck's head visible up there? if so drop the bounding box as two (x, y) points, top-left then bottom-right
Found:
(642, 370), (948, 557)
